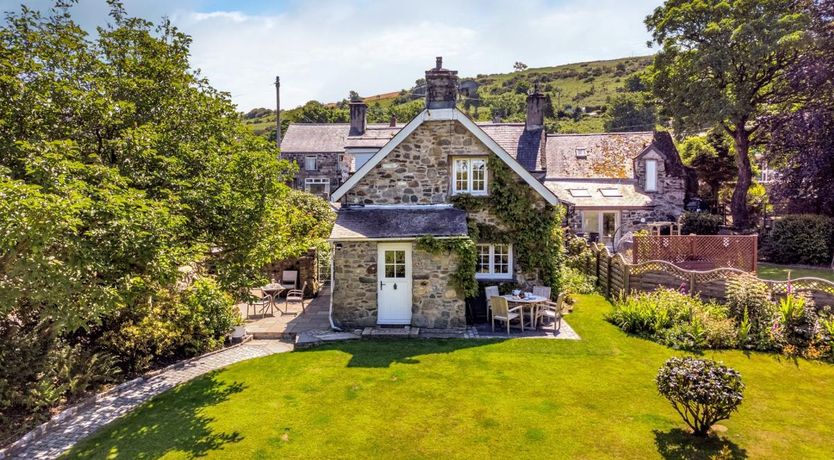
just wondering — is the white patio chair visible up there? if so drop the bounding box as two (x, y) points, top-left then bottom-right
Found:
(282, 270), (298, 290)
(485, 286), (499, 321)
(285, 281), (307, 314)
(246, 288), (270, 318)
(530, 286), (552, 326)
(539, 292), (566, 331)
(490, 296), (523, 335)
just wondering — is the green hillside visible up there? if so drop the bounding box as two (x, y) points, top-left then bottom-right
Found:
(242, 55), (654, 140)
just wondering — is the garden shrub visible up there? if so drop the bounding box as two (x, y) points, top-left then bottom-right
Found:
(656, 357), (744, 437)
(680, 212), (723, 235)
(610, 289), (737, 350)
(776, 293), (819, 350)
(764, 214), (834, 265)
(560, 266), (596, 302)
(725, 274), (777, 349)
(565, 236), (595, 271)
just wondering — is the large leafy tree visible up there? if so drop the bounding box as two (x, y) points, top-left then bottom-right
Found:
(645, 0), (810, 229)
(0, 1), (332, 434)
(766, 1), (834, 215)
(604, 92), (657, 132)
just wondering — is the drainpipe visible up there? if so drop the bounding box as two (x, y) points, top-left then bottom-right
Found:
(328, 243), (341, 331)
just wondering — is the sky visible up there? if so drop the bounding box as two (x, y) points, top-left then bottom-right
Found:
(1, 0), (663, 111)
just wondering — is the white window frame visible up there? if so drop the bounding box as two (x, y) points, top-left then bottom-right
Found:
(475, 243), (513, 280)
(305, 177), (330, 196)
(452, 157), (488, 195)
(304, 155), (317, 171)
(575, 148), (587, 158)
(645, 159), (658, 192)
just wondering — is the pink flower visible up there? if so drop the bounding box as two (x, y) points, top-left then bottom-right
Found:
(679, 282), (687, 294)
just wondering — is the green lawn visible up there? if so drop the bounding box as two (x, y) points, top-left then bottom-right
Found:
(65, 294), (834, 459)
(758, 262), (834, 282)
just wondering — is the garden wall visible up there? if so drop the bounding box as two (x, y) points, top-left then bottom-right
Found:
(581, 242), (834, 307)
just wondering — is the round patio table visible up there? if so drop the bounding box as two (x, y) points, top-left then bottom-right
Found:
(261, 282), (285, 315)
(501, 294), (548, 329)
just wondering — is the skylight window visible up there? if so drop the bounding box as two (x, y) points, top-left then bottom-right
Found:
(568, 188), (592, 197)
(599, 188), (623, 197)
(575, 148), (587, 158)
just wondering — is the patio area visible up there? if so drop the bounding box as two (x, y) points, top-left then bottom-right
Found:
(237, 286), (332, 339)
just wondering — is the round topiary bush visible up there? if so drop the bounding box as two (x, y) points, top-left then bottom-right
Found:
(656, 357), (745, 437)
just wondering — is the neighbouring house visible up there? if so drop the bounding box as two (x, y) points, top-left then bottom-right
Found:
(280, 58), (695, 329)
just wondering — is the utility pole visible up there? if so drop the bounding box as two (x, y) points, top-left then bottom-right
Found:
(274, 76), (281, 147)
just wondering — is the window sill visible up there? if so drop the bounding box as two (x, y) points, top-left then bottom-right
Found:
(475, 273), (513, 280)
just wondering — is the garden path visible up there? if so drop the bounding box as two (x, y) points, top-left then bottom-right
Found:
(4, 340), (292, 460)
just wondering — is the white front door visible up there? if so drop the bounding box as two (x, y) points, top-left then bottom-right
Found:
(377, 242), (412, 325)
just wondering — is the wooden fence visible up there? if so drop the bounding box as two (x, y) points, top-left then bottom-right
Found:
(633, 234), (758, 272)
(581, 242), (834, 307)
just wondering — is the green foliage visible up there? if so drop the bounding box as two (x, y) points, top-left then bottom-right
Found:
(678, 132), (736, 205)
(0, 3), (333, 437)
(646, 0), (811, 228)
(764, 214), (834, 265)
(603, 92), (656, 132)
(560, 266), (596, 302)
(679, 212), (723, 235)
(415, 236), (478, 298)
(777, 293), (818, 349)
(609, 289), (736, 350)
(656, 357), (745, 437)
(726, 274), (776, 349)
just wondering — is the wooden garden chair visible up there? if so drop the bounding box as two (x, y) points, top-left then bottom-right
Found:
(490, 296), (523, 335)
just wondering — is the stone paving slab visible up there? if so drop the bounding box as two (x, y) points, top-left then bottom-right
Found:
(3, 340), (293, 460)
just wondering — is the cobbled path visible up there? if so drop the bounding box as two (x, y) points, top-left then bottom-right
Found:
(7, 340), (292, 459)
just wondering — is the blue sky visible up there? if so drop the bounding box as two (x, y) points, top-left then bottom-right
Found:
(1, 0), (662, 110)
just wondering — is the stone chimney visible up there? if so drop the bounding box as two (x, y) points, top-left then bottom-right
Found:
(389, 114), (397, 127)
(425, 56), (458, 109)
(526, 84), (547, 131)
(349, 99), (367, 136)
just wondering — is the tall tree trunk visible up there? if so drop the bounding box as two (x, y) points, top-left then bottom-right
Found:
(731, 127), (752, 230)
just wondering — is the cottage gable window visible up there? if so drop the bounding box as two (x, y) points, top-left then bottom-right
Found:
(645, 159), (657, 192)
(475, 243), (512, 279)
(304, 155), (317, 171)
(453, 158), (487, 195)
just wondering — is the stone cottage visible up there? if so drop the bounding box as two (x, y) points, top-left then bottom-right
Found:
(281, 58), (695, 329)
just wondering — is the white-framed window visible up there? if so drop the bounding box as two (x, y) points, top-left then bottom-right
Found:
(305, 177), (330, 198)
(575, 148), (587, 158)
(475, 243), (512, 279)
(452, 158), (488, 195)
(645, 159), (657, 192)
(304, 155), (317, 171)
(580, 210), (620, 247)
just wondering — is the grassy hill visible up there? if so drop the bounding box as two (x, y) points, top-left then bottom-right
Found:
(242, 55), (654, 140)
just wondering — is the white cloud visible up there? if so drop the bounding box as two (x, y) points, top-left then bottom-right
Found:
(2, 0), (661, 110)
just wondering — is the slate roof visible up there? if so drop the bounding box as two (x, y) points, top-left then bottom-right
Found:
(281, 124), (404, 153)
(544, 179), (653, 208)
(282, 121), (546, 171)
(330, 206), (468, 240)
(477, 123), (545, 171)
(544, 132), (656, 179)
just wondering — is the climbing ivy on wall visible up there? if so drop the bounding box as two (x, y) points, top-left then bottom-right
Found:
(451, 155), (565, 296)
(415, 236), (478, 298)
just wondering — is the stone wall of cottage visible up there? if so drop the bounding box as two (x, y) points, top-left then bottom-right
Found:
(281, 152), (350, 197)
(634, 149), (688, 220)
(331, 241), (465, 328)
(262, 248), (319, 297)
(412, 247), (465, 328)
(342, 121), (491, 205)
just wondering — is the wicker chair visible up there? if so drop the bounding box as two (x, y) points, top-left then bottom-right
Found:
(489, 296), (522, 335)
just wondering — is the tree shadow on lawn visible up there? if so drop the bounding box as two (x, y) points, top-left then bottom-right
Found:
(66, 371), (245, 459)
(654, 428), (747, 460)
(308, 338), (507, 368)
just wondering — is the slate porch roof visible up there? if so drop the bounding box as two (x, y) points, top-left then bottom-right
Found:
(544, 179), (653, 208)
(330, 206), (468, 240)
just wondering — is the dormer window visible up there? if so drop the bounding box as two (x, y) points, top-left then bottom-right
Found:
(645, 159), (658, 192)
(453, 158), (487, 195)
(575, 148), (587, 158)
